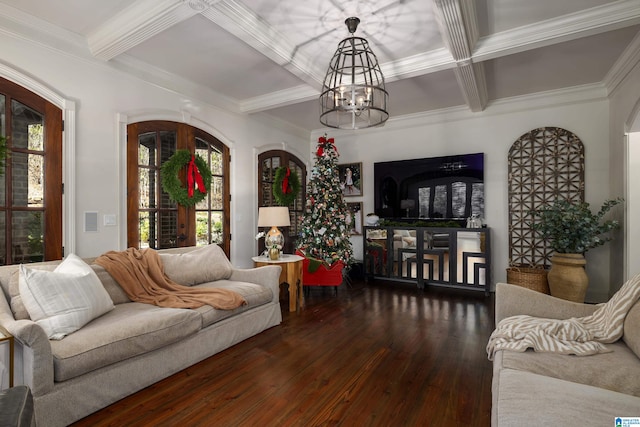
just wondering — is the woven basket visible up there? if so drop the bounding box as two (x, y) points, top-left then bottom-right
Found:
(506, 266), (549, 294)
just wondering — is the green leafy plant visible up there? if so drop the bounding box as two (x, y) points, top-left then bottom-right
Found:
(530, 198), (623, 253)
(272, 166), (300, 206)
(160, 150), (212, 207)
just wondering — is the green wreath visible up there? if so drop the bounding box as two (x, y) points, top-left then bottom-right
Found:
(273, 166), (300, 206)
(161, 149), (212, 207)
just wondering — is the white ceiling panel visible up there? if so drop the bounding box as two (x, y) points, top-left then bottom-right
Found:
(486, 25), (640, 100)
(125, 14), (306, 99)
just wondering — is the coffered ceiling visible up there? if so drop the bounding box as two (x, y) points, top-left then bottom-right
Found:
(1, 0), (640, 132)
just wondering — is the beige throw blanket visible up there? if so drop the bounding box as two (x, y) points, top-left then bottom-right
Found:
(95, 248), (246, 310)
(487, 274), (640, 360)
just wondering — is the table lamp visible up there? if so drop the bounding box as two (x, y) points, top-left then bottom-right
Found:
(257, 206), (290, 259)
(400, 199), (415, 218)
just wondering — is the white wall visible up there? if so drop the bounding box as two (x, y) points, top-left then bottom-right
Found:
(314, 88), (613, 301)
(0, 28), (308, 268)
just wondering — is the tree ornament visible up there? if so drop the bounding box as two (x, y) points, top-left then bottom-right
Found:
(161, 149), (212, 207)
(272, 166), (301, 206)
(297, 135), (353, 267)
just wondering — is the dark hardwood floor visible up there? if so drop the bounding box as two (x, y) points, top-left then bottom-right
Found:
(72, 279), (495, 427)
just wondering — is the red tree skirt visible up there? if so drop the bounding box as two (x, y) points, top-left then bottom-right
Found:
(297, 250), (345, 287)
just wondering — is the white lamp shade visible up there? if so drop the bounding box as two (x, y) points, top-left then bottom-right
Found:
(258, 207), (290, 227)
(400, 199), (415, 209)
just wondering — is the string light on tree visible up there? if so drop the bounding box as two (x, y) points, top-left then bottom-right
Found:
(297, 135), (353, 266)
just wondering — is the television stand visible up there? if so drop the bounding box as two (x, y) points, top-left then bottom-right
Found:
(363, 225), (490, 294)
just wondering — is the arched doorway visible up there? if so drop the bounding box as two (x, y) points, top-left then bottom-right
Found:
(626, 107), (640, 278)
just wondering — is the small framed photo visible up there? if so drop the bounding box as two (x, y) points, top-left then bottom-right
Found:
(338, 162), (362, 197)
(346, 202), (363, 235)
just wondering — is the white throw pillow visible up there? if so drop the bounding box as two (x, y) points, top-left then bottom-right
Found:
(19, 254), (115, 340)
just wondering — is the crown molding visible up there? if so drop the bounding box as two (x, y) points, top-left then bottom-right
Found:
(604, 31), (640, 96)
(382, 48), (456, 81)
(379, 83), (608, 131)
(0, 3), (89, 58)
(474, 0), (640, 61)
(111, 54), (240, 113)
(87, 0), (197, 61)
(240, 85), (317, 114)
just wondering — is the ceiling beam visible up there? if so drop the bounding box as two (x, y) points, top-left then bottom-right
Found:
(454, 61), (488, 112)
(87, 0), (214, 61)
(433, 0), (487, 112)
(474, 0), (640, 61)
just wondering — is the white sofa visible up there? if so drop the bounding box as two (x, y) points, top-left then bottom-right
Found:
(491, 283), (640, 426)
(0, 245), (282, 427)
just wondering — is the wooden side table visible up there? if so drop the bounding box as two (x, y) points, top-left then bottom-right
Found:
(0, 325), (14, 388)
(252, 254), (304, 312)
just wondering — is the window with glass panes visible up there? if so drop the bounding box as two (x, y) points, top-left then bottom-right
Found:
(0, 77), (62, 265)
(195, 134), (227, 247)
(127, 121), (230, 255)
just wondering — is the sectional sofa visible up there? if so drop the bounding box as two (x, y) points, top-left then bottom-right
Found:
(0, 244), (282, 427)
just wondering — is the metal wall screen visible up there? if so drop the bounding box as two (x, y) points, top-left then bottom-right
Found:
(508, 127), (585, 268)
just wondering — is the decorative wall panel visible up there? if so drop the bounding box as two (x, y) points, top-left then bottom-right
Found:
(508, 127), (584, 268)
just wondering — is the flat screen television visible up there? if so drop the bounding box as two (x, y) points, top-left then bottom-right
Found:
(373, 153), (484, 220)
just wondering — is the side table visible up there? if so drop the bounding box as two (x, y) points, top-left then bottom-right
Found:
(0, 325), (14, 389)
(252, 254), (304, 312)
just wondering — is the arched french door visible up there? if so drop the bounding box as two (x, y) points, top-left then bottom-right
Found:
(127, 121), (230, 255)
(0, 77), (63, 265)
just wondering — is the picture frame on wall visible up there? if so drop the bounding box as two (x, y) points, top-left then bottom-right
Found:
(346, 202), (363, 235)
(338, 162), (362, 197)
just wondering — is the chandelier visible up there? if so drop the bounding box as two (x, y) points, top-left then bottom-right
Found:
(319, 17), (389, 130)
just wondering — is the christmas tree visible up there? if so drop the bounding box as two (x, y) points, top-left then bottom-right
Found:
(297, 135), (353, 266)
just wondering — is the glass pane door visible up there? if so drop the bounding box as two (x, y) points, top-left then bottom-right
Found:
(10, 100), (45, 262)
(138, 131), (177, 249)
(195, 137), (224, 246)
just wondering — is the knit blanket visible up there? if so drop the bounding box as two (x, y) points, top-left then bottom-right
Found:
(95, 248), (246, 310)
(487, 274), (640, 360)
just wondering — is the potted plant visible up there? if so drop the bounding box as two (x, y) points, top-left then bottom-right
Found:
(530, 198), (622, 302)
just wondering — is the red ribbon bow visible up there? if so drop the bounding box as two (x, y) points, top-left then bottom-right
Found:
(282, 167), (292, 194)
(316, 136), (338, 157)
(187, 155), (206, 198)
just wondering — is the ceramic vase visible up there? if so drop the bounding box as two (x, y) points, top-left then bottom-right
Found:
(547, 253), (588, 302)
(268, 247), (280, 260)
